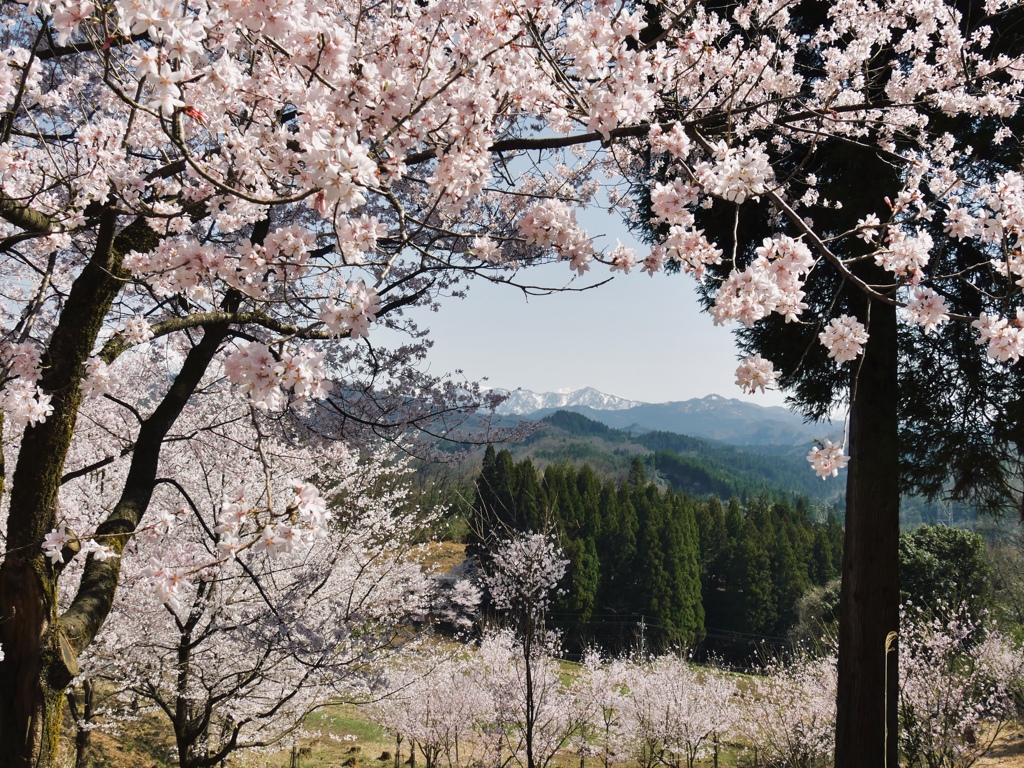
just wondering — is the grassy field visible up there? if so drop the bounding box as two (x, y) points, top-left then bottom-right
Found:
(81, 701), (394, 768)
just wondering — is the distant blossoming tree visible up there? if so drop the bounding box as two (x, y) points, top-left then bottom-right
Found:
(78, 440), (444, 768)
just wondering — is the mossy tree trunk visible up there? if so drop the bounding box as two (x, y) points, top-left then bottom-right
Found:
(0, 199), (245, 767)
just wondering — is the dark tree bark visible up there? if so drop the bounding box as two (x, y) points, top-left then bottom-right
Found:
(0, 202), (242, 768)
(68, 678), (95, 768)
(0, 207), (134, 768)
(835, 291), (900, 768)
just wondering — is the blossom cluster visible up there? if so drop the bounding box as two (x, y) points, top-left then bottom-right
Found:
(202, 480), (331, 569)
(711, 236), (814, 327)
(877, 229), (934, 283)
(0, 341), (51, 428)
(41, 525), (114, 566)
(224, 342), (330, 410)
(819, 315), (869, 365)
(973, 311), (1024, 363)
(318, 281), (381, 339)
(114, 472), (335, 609)
(807, 439), (850, 479)
(519, 200), (594, 276)
(735, 354), (780, 394)
(696, 141), (774, 205)
(906, 287), (950, 335)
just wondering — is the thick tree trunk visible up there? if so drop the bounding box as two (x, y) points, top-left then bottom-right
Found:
(835, 295), (900, 768)
(0, 554), (70, 767)
(0, 209), (128, 768)
(0, 199), (230, 767)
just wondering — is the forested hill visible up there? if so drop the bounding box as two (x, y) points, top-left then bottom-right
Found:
(512, 393), (831, 446)
(469, 446), (845, 659)
(520, 410), (845, 504)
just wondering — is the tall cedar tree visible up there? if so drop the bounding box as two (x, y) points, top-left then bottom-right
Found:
(626, 0), (1024, 762)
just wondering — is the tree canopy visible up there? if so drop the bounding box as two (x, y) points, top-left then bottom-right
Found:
(2, 0), (1024, 763)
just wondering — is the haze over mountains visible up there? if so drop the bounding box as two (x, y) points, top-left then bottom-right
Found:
(494, 387), (833, 447)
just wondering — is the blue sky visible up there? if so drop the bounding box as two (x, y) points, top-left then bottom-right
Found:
(414, 253), (791, 408)
(397, 148), (794, 408)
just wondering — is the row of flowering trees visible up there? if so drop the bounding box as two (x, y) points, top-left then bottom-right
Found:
(365, 535), (1024, 768)
(369, 619), (1024, 768)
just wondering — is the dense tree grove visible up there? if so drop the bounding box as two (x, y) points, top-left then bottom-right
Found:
(368, 609), (1024, 768)
(470, 448), (842, 657)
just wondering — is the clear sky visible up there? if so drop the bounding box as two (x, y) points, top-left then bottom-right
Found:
(407, 214), (792, 408)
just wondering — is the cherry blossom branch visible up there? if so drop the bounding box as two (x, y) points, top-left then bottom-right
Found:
(34, 32), (150, 62)
(60, 312), (235, 655)
(0, 192), (58, 235)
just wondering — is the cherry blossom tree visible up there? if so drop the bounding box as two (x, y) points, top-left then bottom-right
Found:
(0, 0), (562, 758)
(899, 606), (1022, 768)
(3, 0), (1024, 764)
(625, 2), (1024, 762)
(570, 651), (629, 768)
(76, 441), (447, 768)
(618, 654), (737, 768)
(736, 652), (837, 768)
(365, 652), (497, 768)
(483, 534), (571, 768)
(477, 628), (591, 768)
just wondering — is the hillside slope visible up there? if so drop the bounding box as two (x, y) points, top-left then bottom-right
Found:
(512, 410), (845, 503)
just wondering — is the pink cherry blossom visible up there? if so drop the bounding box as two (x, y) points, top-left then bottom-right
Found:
(973, 312), (1024, 363)
(41, 526), (73, 565)
(1, 378), (53, 428)
(819, 315), (869, 365)
(120, 316), (154, 346)
(807, 439), (849, 479)
(81, 357), (110, 399)
(735, 354), (780, 394)
(906, 287), (950, 334)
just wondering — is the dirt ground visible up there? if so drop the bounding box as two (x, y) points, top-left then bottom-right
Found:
(977, 728), (1024, 767)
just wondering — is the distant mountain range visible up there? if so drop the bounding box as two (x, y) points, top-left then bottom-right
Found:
(494, 388), (835, 447)
(494, 387), (643, 414)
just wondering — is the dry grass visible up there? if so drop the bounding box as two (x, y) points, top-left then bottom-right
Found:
(229, 704), (394, 768)
(419, 541), (468, 574)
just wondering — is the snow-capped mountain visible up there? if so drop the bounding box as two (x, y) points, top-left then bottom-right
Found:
(494, 387), (645, 415)
(493, 390), (834, 446)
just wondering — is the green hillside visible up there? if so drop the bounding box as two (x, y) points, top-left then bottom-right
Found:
(520, 410), (845, 504)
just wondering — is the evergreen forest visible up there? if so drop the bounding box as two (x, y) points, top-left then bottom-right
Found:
(469, 445), (845, 660)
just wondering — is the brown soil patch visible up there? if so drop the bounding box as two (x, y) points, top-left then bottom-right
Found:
(419, 541), (467, 573)
(977, 727), (1024, 767)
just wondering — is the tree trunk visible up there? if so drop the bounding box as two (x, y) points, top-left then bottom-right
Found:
(0, 319), (230, 768)
(523, 621), (536, 768)
(835, 294), (900, 768)
(69, 678), (95, 768)
(0, 558), (70, 768)
(0, 208), (130, 768)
